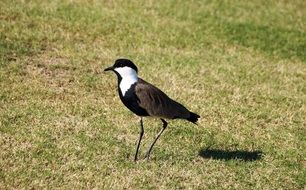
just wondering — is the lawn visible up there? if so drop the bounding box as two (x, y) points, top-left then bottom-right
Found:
(0, 0), (305, 189)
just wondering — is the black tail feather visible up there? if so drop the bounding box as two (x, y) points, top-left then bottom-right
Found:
(187, 112), (200, 124)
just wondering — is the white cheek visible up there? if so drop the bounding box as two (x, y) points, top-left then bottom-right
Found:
(115, 67), (138, 96)
(114, 67), (135, 76)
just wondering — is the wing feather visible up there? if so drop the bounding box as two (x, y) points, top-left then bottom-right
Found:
(135, 78), (190, 119)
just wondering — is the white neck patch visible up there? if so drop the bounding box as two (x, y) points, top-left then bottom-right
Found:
(115, 67), (138, 96)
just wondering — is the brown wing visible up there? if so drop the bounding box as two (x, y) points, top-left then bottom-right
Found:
(135, 78), (191, 119)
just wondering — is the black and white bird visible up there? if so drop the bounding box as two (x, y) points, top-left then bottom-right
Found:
(104, 59), (200, 161)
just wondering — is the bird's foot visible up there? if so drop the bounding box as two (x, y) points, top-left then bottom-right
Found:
(144, 152), (151, 160)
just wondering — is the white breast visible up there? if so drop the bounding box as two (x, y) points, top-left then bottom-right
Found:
(115, 67), (138, 96)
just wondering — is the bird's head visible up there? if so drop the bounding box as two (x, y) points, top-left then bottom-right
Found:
(104, 59), (138, 79)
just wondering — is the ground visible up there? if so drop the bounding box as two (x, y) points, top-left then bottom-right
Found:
(0, 0), (305, 189)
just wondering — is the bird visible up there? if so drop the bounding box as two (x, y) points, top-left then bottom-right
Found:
(104, 59), (200, 161)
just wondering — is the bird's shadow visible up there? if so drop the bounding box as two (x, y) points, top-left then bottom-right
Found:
(199, 148), (263, 162)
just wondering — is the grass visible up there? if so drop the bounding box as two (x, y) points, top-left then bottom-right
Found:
(0, 0), (305, 189)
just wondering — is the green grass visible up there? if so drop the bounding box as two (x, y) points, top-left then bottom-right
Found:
(1, 0), (305, 189)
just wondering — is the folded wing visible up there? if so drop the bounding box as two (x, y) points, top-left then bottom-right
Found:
(135, 78), (191, 119)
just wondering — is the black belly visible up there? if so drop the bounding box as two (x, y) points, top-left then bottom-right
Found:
(118, 86), (149, 117)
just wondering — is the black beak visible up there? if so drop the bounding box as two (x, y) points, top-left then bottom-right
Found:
(104, 66), (114, 72)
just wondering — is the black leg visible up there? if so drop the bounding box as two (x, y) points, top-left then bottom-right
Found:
(145, 119), (168, 160)
(134, 117), (144, 162)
